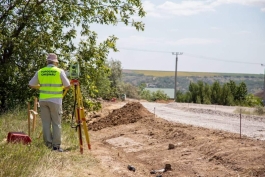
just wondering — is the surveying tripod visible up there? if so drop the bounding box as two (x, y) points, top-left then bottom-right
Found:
(70, 62), (91, 154)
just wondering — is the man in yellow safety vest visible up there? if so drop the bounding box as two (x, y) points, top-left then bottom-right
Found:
(29, 53), (70, 152)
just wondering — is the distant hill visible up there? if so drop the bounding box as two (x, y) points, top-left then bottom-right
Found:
(123, 69), (261, 77)
(122, 69), (264, 95)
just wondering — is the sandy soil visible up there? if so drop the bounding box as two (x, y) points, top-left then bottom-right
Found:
(85, 100), (265, 177)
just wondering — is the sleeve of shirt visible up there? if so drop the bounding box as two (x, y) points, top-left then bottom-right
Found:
(60, 70), (71, 87)
(29, 71), (39, 86)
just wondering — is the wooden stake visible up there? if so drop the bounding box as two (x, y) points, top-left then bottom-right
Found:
(240, 108), (242, 139)
(27, 102), (31, 137)
(32, 97), (37, 134)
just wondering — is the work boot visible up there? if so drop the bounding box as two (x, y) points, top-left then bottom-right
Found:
(52, 146), (63, 152)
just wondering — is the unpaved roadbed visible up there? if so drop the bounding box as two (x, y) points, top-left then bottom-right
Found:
(141, 102), (265, 140)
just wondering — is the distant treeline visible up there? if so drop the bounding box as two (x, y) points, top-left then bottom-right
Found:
(122, 70), (263, 94)
(176, 80), (263, 107)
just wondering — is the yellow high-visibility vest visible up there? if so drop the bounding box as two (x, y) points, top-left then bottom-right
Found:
(38, 67), (63, 99)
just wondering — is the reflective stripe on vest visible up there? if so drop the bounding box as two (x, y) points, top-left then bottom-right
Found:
(40, 84), (63, 87)
(38, 66), (63, 99)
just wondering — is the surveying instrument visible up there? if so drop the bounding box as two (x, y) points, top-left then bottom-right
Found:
(69, 61), (91, 154)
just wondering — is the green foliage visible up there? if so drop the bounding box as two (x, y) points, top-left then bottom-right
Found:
(151, 90), (169, 101)
(178, 80), (262, 107)
(220, 83), (234, 106)
(138, 82), (147, 93)
(176, 90), (190, 102)
(121, 83), (140, 99)
(243, 94), (263, 107)
(236, 82), (248, 101)
(227, 80), (237, 98)
(211, 81), (221, 104)
(140, 89), (169, 102)
(189, 82), (199, 103)
(140, 89), (152, 101)
(0, 0), (145, 112)
(107, 59), (123, 98)
(203, 83), (212, 104)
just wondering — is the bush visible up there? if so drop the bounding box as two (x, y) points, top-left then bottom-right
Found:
(244, 94), (263, 107)
(140, 90), (152, 101)
(140, 89), (169, 102)
(121, 83), (140, 99)
(151, 90), (169, 101)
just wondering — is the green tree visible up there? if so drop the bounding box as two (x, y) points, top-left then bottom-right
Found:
(176, 91), (185, 102)
(0, 0), (145, 111)
(227, 80), (237, 99)
(122, 83), (140, 99)
(220, 83), (234, 105)
(197, 81), (204, 103)
(108, 59), (123, 98)
(189, 82), (199, 103)
(203, 83), (212, 104)
(211, 81), (221, 104)
(138, 82), (147, 93)
(236, 82), (248, 101)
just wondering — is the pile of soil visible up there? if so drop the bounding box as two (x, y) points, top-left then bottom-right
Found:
(89, 102), (153, 131)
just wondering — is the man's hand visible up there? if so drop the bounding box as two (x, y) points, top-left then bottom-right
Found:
(64, 86), (71, 91)
(29, 85), (40, 90)
(63, 86), (70, 98)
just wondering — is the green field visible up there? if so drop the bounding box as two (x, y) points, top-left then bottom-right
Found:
(123, 69), (262, 77)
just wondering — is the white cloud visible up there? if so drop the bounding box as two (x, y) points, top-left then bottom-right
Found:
(143, 1), (164, 17)
(213, 0), (265, 7)
(142, 0), (265, 17)
(157, 1), (215, 16)
(167, 38), (220, 45)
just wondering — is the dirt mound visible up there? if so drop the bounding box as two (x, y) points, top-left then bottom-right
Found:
(89, 102), (153, 131)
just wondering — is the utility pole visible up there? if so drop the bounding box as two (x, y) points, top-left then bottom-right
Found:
(172, 52), (183, 102)
(261, 64), (265, 104)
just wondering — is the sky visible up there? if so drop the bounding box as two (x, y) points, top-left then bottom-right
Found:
(89, 0), (265, 74)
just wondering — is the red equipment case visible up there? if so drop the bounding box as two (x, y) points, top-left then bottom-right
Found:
(7, 132), (32, 145)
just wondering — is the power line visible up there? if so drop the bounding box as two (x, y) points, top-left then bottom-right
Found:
(118, 47), (261, 65)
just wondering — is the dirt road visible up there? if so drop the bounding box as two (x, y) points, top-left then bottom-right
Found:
(142, 102), (265, 140)
(87, 101), (265, 177)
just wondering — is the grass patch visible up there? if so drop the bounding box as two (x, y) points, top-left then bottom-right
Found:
(234, 106), (265, 116)
(0, 107), (97, 177)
